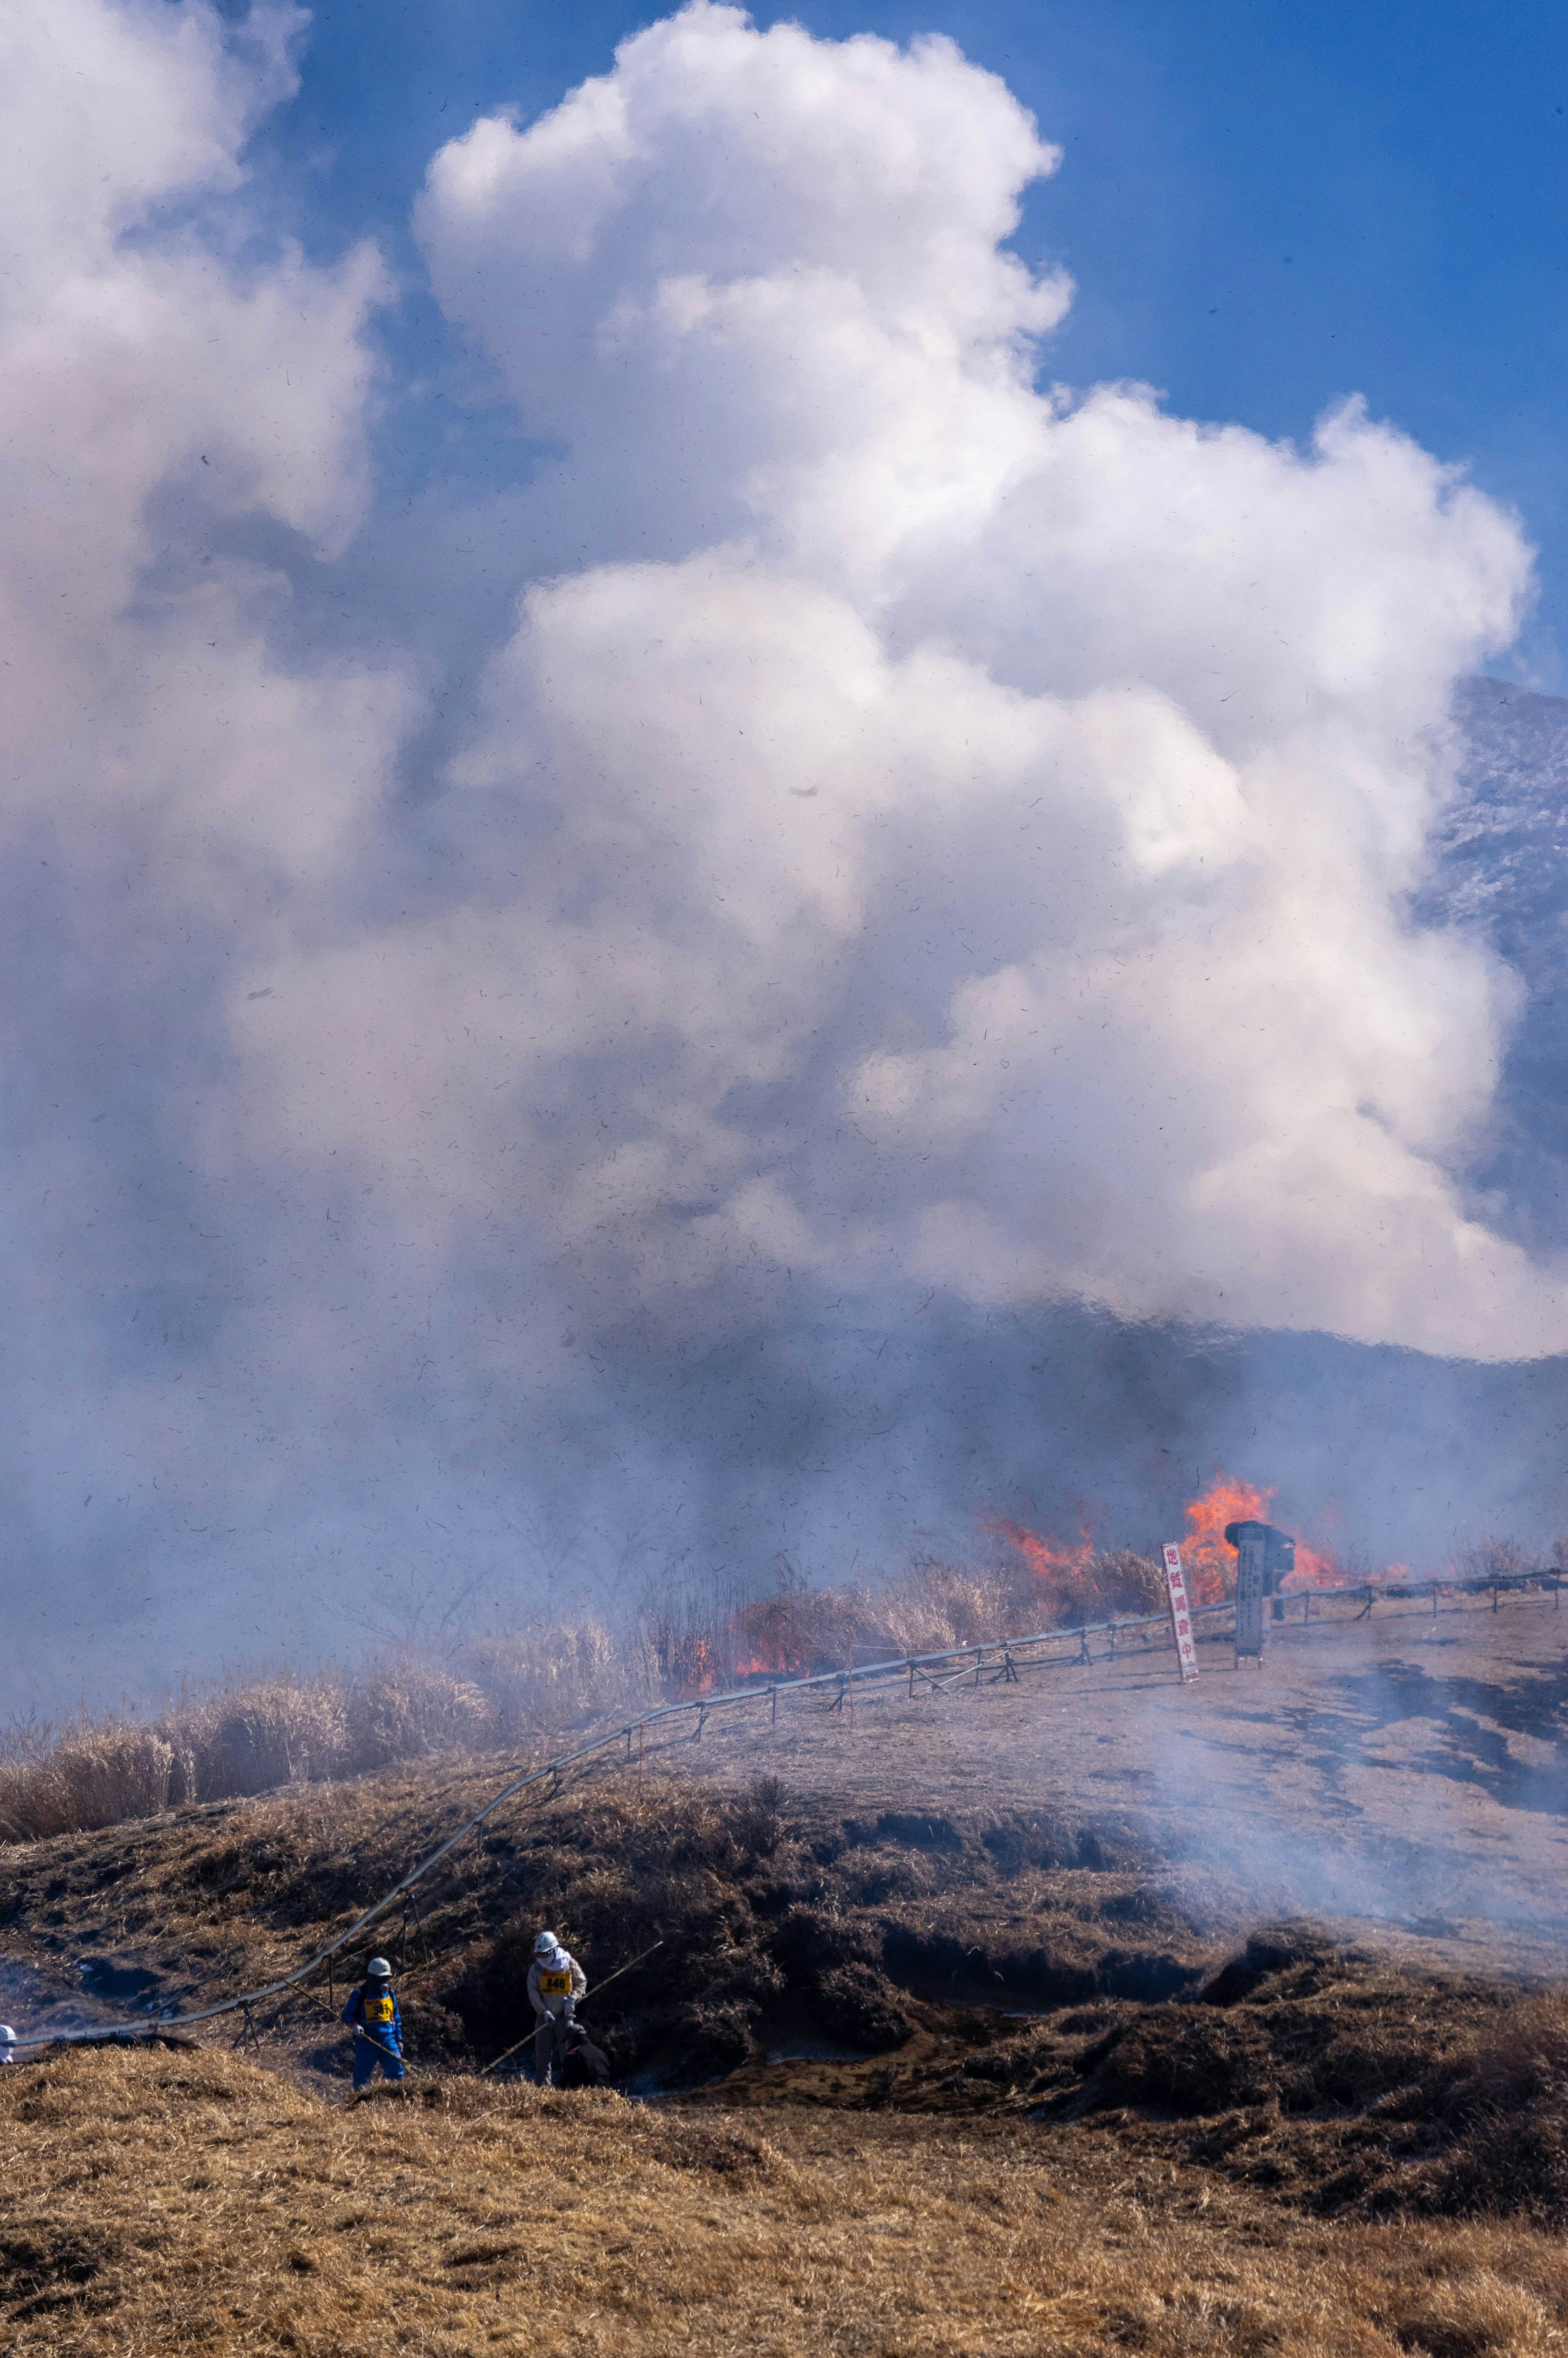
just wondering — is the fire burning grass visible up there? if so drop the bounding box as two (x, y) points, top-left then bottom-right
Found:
(6, 2044), (1568, 2356)
(991, 1473), (1343, 1618)
(0, 1474), (1552, 1836)
(664, 1474), (1299, 1695)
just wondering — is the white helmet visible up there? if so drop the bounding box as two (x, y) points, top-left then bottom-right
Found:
(366, 1957), (392, 1979)
(533, 1930), (562, 1958)
(0, 2025), (14, 2042)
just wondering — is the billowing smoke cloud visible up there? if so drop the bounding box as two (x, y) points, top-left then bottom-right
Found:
(0, 0), (416, 1688)
(2, 0), (1564, 1709)
(390, 2), (1551, 1360)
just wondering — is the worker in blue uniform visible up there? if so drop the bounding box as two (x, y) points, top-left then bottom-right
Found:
(341, 1955), (404, 2089)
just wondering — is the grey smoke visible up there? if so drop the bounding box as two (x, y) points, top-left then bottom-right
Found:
(3, 0), (1567, 1718)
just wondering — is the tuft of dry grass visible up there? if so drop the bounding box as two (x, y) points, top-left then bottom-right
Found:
(6, 2043), (1568, 2356)
(1422, 1991), (1568, 2221)
(0, 1621), (640, 1843)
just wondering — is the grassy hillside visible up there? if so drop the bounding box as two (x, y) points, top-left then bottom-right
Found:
(8, 2043), (1568, 2357)
(0, 1762), (1229, 2082)
(9, 1598), (1568, 2350)
(8, 1762), (1568, 2236)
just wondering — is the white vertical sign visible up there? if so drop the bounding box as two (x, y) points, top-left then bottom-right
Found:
(1160, 1543), (1199, 1683)
(1234, 1530), (1267, 1663)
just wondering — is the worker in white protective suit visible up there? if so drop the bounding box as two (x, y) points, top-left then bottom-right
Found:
(527, 1930), (587, 2086)
(0, 2025), (14, 2065)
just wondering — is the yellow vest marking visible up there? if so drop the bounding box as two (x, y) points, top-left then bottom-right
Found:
(538, 1969), (573, 1997)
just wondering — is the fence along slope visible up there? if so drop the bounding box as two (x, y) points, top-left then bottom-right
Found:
(11, 1566), (1562, 2052)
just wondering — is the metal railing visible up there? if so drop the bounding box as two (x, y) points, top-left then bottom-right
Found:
(10, 1563), (1564, 2054)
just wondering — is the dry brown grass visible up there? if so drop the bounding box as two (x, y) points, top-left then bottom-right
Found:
(16, 1764), (1568, 2243)
(0, 1623), (635, 1844)
(5, 2043), (1568, 2356)
(0, 1764), (1209, 2086)
(0, 1550), (1167, 1847)
(9, 1698), (1568, 2351)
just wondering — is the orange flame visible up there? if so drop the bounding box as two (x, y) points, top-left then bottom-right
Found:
(1176, 1472), (1342, 1601)
(988, 1472), (1348, 1621)
(655, 1630), (717, 1699)
(730, 1592), (813, 1680)
(983, 1512), (1100, 1626)
(1281, 1539), (1341, 1591)
(1178, 1473), (1272, 1605)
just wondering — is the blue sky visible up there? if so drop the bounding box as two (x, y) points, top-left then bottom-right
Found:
(263, 0), (1568, 683)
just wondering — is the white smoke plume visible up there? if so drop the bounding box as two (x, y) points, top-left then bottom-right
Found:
(0, 0), (1561, 1702)
(394, 0), (1546, 1357)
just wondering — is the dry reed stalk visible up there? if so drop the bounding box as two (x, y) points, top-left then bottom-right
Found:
(0, 1619), (647, 1843)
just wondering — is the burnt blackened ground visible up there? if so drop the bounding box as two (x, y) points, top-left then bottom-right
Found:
(0, 1765), (1238, 2085)
(697, 1920), (1568, 2230)
(437, 1780), (1227, 2086)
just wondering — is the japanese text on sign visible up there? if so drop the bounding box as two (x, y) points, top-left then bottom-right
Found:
(1160, 1543), (1200, 1684)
